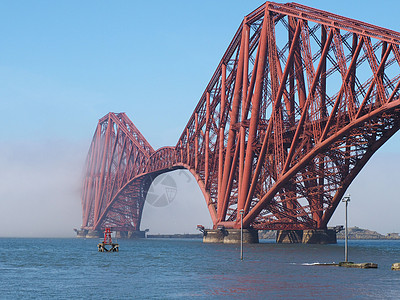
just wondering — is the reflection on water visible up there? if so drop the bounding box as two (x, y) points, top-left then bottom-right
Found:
(0, 238), (399, 298)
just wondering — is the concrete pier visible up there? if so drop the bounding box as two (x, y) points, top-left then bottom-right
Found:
(203, 228), (259, 244)
(74, 229), (102, 238)
(74, 229), (145, 239)
(74, 229), (88, 238)
(276, 229), (337, 244)
(276, 230), (303, 243)
(85, 230), (102, 238)
(115, 230), (146, 239)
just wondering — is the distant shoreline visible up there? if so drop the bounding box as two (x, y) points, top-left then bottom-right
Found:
(147, 227), (400, 240)
(258, 227), (400, 240)
(335, 226), (400, 240)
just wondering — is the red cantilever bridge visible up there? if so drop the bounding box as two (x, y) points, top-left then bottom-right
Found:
(80, 2), (400, 240)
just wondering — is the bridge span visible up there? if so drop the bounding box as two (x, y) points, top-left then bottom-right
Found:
(78, 2), (400, 243)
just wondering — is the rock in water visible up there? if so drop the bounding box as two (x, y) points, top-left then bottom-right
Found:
(339, 262), (378, 268)
(391, 263), (400, 270)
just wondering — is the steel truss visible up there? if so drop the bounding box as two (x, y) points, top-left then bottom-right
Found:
(81, 2), (400, 231)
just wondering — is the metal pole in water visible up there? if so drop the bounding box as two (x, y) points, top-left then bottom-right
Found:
(240, 209), (244, 260)
(342, 195), (350, 262)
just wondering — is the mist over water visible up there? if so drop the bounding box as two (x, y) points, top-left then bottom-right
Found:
(0, 141), (214, 238)
(1, 137), (400, 237)
(0, 140), (84, 237)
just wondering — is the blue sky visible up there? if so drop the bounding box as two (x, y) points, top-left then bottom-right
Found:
(1, 1), (400, 236)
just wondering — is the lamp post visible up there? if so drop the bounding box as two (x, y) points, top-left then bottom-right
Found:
(342, 195), (351, 262)
(240, 209), (244, 260)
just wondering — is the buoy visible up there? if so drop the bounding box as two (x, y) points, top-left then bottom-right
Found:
(97, 227), (119, 252)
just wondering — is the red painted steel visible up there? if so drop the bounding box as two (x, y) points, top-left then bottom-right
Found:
(103, 227), (112, 244)
(81, 2), (400, 232)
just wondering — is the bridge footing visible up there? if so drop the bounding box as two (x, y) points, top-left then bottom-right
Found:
(203, 228), (259, 244)
(74, 229), (145, 239)
(115, 231), (146, 239)
(276, 229), (337, 244)
(86, 230), (102, 238)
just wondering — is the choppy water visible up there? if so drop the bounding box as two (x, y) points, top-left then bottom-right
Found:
(1, 238), (400, 299)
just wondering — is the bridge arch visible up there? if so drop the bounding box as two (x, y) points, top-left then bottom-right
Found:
(140, 169), (213, 234)
(94, 160), (216, 231)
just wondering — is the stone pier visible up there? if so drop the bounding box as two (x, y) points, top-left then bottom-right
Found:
(276, 229), (337, 244)
(74, 229), (145, 239)
(85, 230), (103, 238)
(115, 230), (146, 239)
(203, 228), (259, 244)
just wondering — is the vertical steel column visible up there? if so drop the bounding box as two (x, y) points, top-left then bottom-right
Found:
(186, 128), (190, 165)
(195, 113), (199, 171)
(292, 18), (306, 111)
(316, 25), (328, 226)
(238, 9), (269, 215)
(108, 137), (127, 205)
(205, 92), (210, 186)
(94, 115), (112, 225)
(238, 22), (249, 208)
(244, 20), (302, 214)
(320, 25), (327, 117)
(218, 64), (226, 204)
(179, 140), (183, 162)
(83, 123), (102, 227)
(218, 23), (246, 222)
(288, 16), (296, 125)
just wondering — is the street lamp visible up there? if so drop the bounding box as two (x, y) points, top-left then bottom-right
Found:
(342, 194), (351, 262)
(239, 209), (244, 261)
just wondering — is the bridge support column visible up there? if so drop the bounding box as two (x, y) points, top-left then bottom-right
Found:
(276, 230), (303, 243)
(75, 229), (146, 239)
(115, 231), (146, 239)
(203, 228), (259, 244)
(85, 230), (103, 238)
(74, 229), (88, 238)
(276, 229), (337, 244)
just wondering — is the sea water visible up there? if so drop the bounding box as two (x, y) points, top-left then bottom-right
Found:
(1, 238), (399, 299)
